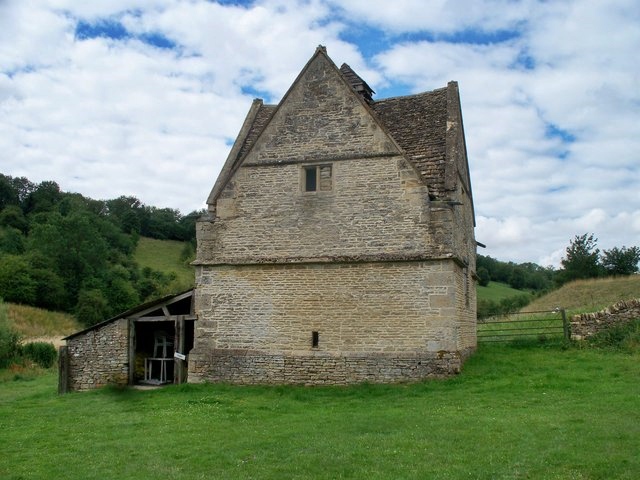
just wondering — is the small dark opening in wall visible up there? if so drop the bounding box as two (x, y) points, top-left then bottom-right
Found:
(312, 331), (319, 348)
(305, 167), (317, 192)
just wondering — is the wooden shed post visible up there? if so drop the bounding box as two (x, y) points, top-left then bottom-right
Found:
(174, 316), (187, 384)
(58, 345), (69, 394)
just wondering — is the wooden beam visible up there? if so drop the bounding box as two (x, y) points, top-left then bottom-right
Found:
(132, 315), (197, 322)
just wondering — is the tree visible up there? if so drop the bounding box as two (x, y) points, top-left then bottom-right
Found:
(601, 246), (640, 276)
(477, 267), (490, 287)
(559, 233), (601, 283)
(24, 180), (61, 214)
(0, 254), (37, 304)
(75, 288), (109, 327)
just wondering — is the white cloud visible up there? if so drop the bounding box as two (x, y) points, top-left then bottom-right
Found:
(0, 0), (638, 265)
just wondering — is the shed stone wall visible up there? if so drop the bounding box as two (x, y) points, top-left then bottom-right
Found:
(66, 318), (129, 391)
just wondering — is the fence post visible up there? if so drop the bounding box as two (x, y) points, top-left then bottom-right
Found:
(58, 345), (69, 394)
(561, 309), (570, 341)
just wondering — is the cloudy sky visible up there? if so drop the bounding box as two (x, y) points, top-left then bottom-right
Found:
(1, 0), (638, 266)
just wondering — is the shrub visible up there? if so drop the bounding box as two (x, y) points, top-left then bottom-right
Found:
(0, 300), (21, 368)
(587, 319), (640, 353)
(22, 342), (57, 368)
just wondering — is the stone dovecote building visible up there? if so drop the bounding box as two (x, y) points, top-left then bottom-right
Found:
(190, 46), (478, 385)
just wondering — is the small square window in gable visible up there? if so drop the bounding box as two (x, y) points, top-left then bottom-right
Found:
(303, 165), (332, 192)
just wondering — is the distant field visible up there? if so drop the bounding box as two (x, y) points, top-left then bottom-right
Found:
(477, 281), (531, 303)
(525, 275), (640, 314)
(134, 236), (195, 290)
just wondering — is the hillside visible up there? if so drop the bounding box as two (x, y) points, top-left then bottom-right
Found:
(523, 275), (640, 314)
(134, 237), (195, 291)
(7, 303), (80, 347)
(477, 281), (531, 303)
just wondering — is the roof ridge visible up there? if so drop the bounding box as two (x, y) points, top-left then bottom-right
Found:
(374, 86), (447, 104)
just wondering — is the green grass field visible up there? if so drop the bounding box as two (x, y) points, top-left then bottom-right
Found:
(134, 236), (195, 291)
(477, 281), (531, 303)
(1, 343), (638, 479)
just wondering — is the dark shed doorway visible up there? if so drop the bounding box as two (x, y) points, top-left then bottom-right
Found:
(127, 290), (196, 386)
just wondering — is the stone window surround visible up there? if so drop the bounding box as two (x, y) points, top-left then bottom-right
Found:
(301, 163), (332, 193)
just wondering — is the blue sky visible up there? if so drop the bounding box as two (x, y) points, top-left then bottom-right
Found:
(1, 0), (639, 266)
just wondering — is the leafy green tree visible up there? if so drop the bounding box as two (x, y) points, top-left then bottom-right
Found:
(0, 254), (37, 304)
(0, 227), (25, 255)
(477, 266), (490, 287)
(601, 246), (640, 276)
(508, 267), (526, 290)
(103, 265), (140, 315)
(558, 233), (602, 284)
(25, 180), (61, 214)
(106, 196), (143, 234)
(75, 288), (109, 327)
(0, 174), (18, 209)
(0, 205), (28, 233)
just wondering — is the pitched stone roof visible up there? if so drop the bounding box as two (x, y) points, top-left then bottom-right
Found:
(371, 89), (448, 198)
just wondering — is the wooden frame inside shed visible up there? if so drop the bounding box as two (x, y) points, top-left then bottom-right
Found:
(60, 290), (197, 392)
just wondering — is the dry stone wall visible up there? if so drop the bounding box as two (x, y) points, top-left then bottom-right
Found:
(66, 319), (129, 391)
(571, 299), (640, 340)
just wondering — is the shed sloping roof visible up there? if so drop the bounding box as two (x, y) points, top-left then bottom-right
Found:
(64, 289), (194, 341)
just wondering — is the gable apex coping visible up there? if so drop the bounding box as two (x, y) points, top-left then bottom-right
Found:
(206, 47), (411, 208)
(206, 98), (273, 207)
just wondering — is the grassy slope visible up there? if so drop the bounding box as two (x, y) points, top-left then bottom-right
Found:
(134, 236), (195, 291)
(477, 281), (530, 303)
(525, 275), (640, 314)
(1, 344), (638, 479)
(7, 304), (79, 340)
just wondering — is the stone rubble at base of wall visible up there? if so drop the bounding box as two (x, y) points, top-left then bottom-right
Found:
(188, 347), (475, 386)
(571, 298), (640, 340)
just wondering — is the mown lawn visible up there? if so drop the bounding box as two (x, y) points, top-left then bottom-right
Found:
(1, 344), (639, 479)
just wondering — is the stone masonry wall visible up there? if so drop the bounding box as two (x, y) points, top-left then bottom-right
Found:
(189, 260), (476, 385)
(189, 349), (475, 386)
(571, 299), (640, 340)
(197, 156), (445, 265)
(249, 52), (398, 165)
(66, 319), (129, 391)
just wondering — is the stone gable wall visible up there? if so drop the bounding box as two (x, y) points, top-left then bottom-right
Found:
(249, 53), (398, 164)
(66, 319), (129, 391)
(571, 299), (640, 340)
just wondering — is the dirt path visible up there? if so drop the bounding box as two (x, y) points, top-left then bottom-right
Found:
(20, 336), (66, 348)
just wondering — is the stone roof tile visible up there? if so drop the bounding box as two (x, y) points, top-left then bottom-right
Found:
(372, 88), (448, 198)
